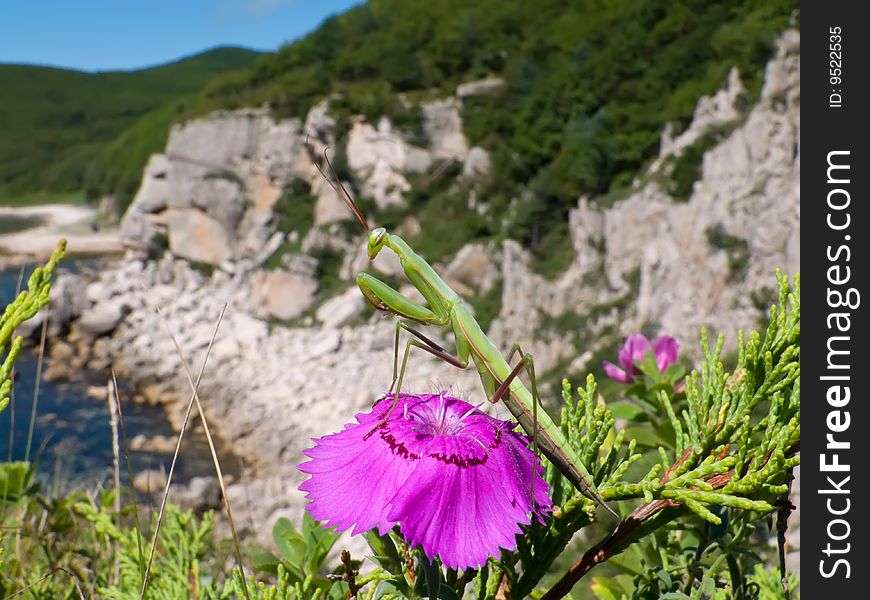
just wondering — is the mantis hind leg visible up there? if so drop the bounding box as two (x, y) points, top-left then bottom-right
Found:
(488, 344), (544, 509)
(494, 345), (618, 518)
(363, 321), (469, 440)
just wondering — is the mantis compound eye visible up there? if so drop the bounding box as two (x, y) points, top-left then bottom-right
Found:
(368, 227), (388, 258)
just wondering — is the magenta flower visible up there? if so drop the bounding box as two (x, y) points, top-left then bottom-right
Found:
(603, 334), (679, 383)
(298, 392), (551, 570)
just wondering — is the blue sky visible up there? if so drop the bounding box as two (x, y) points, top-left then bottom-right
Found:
(0, 0), (363, 72)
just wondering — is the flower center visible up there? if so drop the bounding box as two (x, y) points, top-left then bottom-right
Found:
(376, 393), (504, 467)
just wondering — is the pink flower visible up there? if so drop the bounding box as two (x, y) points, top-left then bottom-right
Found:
(298, 392), (551, 570)
(603, 334), (679, 383)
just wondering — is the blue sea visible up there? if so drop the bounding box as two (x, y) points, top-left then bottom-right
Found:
(0, 260), (239, 492)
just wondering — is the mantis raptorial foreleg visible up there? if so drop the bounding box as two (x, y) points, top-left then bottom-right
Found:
(388, 322), (468, 393)
(493, 344), (541, 455)
(364, 321), (470, 439)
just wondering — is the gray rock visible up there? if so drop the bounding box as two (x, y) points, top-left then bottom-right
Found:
(422, 98), (468, 161)
(346, 117), (423, 209)
(166, 109), (263, 169)
(169, 476), (222, 512)
(49, 272), (90, 329)
(461, 146), (491, 179)
(444, 243), (498, 295)
(130, 434), (177, 453)
(456, 77), (505, 99)
(251, 269), (318, 321)
(133, 469), (168, 494)
(131, 154), (172, 214)
(280, 252), (319, 278)
(166, 208), (233, 265)
(85, 281), (112, 304)
(76, 302), (124, 336)
(316, 286), (365, 328)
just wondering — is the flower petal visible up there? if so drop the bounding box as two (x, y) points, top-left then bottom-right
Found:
(298, 400), (418, 535)
(618, 334), (650, 375)
(387, 425), (548, 570)
(653, 335), (679, 372)
(603, 361), (631, 383)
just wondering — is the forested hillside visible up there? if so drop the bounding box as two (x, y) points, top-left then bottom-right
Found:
(0, 46), (260, 204)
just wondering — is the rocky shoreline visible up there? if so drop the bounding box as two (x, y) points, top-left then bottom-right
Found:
(0, 205), (122, 268)
(19, 31), (799, 550)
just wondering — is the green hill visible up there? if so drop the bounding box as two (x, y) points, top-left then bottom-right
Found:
(0, 46), (261, 205)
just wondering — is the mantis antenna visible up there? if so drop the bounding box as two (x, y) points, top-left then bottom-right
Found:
(305, 135), (370, 232)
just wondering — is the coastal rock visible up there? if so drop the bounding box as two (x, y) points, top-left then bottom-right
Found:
(250, 269), (318, 321)
(346, 117), (429, 209)
(166, 208), (234, 265)
(461, 146), (491, 179)
(85, 281), (113, 304)
(312, 177), (351, 226)
(316, 286), (365, 328)
(76, 302), (124, 337)
(50, 272), (90, 329)
(653, 67), (745, 173)
(169, 476), (223, 512)
(489, 30), (801, 373)
(131, 154), (173, 214)
(133, 469), (168, 494)
(130, 433), (178, 453)
(443, 243), (499, 296)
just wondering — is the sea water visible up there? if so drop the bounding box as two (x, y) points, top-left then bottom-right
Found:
(0, 261), (239, 492)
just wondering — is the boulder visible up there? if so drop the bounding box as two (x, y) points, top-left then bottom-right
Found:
(133, 469), (168, 494)
(251, 269), (318, 321)
(444, 244), (498, 295)
(166, 109), (263, 169)
(166, 208), (233, 265)
(422, 98), (468, 161)
(130, 434), (178, 453)
(316, 286), (366, 328)
(169, 476), (222, 512)
(462, 146), (491, 179)
(76, 302), (124, 336)
(346, 117), (422, 209)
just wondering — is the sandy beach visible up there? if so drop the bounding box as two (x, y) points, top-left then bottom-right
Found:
(0, 204), (123, 267)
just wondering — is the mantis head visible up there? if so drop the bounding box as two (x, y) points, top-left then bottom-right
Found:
(367, 227), (388, 259)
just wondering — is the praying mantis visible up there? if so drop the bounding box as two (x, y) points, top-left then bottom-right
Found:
(312, 148), (616, 518)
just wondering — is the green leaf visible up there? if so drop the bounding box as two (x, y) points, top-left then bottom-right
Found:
(609, 401), (646, 421)
(364, 530), (404, 574)
(252, 552), (283, 575)
(273, 517), (308, 576)
(420, 557), (441, 600)
(636, 351), (663, 383)
(664, 363), (687, 382)
(590, 577), (623, 600)
(0, 461), (33, 502)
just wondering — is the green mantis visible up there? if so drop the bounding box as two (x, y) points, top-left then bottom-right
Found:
(313, 149), (616, 518)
